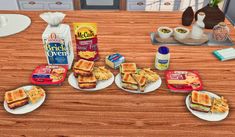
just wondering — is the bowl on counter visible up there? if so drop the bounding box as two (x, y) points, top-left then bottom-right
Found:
(174, 27), (190, 39)
(157, 27), (173, 39)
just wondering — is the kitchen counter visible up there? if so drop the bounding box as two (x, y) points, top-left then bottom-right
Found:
(0, 11), (235, 137)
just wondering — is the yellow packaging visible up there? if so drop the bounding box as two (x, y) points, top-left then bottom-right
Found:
(73, 23), (99, 61)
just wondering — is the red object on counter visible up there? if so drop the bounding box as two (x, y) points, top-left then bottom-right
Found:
(165, 70), (203, 93)
(30, 65), (68, 85)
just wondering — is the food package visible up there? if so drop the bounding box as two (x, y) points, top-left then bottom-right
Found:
(165, 70), (203, 93)
(105, 53), (125, 69)
(40, 12), (74, 69)
(73, 23), (99, 61)
(31, 65), (67, 85)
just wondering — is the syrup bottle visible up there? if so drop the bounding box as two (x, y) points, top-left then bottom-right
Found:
(182, 6), (194, 26)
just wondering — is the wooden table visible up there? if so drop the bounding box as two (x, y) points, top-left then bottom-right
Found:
(0, 11), (235, 137)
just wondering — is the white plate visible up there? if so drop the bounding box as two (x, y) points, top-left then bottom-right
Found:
(186, 91), (229, 121)
(68, 72), (114, 91)
(115, 73), (162, 94)
(0, 14), (31, 37)
(4, 85), (46, 115)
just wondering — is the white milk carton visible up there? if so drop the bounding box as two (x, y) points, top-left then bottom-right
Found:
(40, 12), (74, 69)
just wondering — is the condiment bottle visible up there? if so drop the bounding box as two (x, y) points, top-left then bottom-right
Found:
(191, 12), (206, 39)
(182, 6), (194, 26)
(155, 46), (170, 70)
(213, 22), (230, 42)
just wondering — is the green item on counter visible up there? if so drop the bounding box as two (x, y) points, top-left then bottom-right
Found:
(213, 48), (235, 61)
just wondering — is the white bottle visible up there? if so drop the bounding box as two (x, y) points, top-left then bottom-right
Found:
(155, 46), (170, 70)
(40, 12), (74, 69)
(191, 12), (206, 39)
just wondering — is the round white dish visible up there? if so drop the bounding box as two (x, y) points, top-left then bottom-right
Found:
(68, 72), (114, 91)
(115, 73), (162, 94)
(174, 27), (190, 39)
(157, 27), (173, 39)
(0, 14), (31, 37)
(185, 91), (229, 121)
(4, 85), (46, 115)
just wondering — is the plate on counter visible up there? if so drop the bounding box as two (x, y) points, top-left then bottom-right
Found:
(150, 32), (234, 46)
(4, 85), (46, 115)
(185, 91), (229, 121)
(115, 73), (162, 94)
(68, 72), (114, 91)
(174, 33), (209, 46)
(0, 14), (31, 37)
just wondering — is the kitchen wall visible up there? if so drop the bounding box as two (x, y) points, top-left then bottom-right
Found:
(0, 0), (19, 10)
(0, 0), (226, 11)
(225, 0), (235, 25)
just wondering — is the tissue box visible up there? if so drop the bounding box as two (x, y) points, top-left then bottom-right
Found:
(105, 53), (125, 69)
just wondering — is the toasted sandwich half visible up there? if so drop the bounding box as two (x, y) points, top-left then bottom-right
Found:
(121, 73), (138, 90)
(78, 74), (97, 89)
(73, 59), (94, 77)
(189, 91), (212, 112)
(120, 63), (137, 74)
(5, 89), (29, 109)
(132, 74), (147, 92)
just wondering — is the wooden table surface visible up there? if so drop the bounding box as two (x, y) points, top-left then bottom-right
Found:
(0, 11), (235, 137)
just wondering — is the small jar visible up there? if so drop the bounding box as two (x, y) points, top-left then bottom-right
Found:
(155, 46), (170, 70)
(212, 22), (229, 42)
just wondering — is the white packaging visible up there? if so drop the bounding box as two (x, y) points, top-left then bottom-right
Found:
(213, 48), (235, 61)
(40, 12), (74, 69)
(155, 46), (170, 70)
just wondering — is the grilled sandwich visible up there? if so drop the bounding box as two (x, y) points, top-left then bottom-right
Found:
(5, 89), (29, 109)
(73, 59), (94, 77)
(120, 63), (137, 74)
(121, 73), (138, 90)
(27, 87), (45, 104)
(132, 74), (147, 92)
(190, 91), (212, 112)
(78, 74), (97, 89)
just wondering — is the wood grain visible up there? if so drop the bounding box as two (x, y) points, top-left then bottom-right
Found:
(0, 11), (235, 137)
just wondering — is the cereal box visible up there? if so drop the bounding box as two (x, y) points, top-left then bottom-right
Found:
(73, 23), (99, 61)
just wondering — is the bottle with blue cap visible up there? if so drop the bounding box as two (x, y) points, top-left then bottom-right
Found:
(155, 46), (170, 70)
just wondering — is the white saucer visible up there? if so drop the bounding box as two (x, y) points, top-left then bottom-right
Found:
(115, 73), (162, 94)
